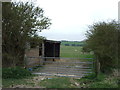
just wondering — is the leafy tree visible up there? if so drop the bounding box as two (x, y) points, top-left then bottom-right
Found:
(84, 20), (119, 73)
(82, 44), (91, 53)
(28, 34), (46, 48)
(2, 2), (51, 67)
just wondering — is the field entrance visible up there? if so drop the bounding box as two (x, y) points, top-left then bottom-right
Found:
(31, 41), (94, 78)
(32, 57), (93, 78)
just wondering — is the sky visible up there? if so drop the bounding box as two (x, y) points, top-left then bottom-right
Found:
(13, 0), (120, 41)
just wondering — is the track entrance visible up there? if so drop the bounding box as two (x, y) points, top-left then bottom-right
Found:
(27, 57), (94, 78)
(26, 41), (94, 78)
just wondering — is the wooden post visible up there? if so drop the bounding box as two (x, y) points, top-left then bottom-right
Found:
(53, 43), (55, 61)
(95, 56), (100, 77)
(42, 41), (45, 65)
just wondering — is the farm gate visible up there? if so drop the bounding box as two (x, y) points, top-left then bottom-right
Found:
(25, 41), (94, 78)
(26, 57), (94, 78)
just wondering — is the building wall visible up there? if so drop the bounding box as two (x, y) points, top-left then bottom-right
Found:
(25, 47), (41, 68)
(26, 47), (39, 56)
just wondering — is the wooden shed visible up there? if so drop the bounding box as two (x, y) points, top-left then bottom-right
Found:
(25, 40), (61, 67)
(41, 40), (61, 61)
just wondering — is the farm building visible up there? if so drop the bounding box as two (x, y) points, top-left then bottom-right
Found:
(25, 40), (61, 67)
(42, 40), (61, 57)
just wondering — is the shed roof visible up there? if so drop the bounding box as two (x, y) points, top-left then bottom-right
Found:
(44, 40), (61, 43)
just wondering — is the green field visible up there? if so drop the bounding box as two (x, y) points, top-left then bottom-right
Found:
(60, 45), (94, 59)
(61, 41), (85, 46)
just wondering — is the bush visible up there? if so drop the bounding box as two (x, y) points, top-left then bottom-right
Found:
(85, 20), (119, 73)
(2, 67), (32, 79)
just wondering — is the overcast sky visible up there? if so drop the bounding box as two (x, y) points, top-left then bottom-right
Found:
(13, 0), (120, 41)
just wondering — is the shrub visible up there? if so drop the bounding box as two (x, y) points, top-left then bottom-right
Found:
(2, 67), (32, 79)
(85, 20), (119, 73)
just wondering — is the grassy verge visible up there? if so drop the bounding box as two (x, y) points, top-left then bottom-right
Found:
(75, 72), (118, 88)
(3, 72), (119, 88)
(39, 72), (119, 88)
(2, 64), (118, 88)
(2, 66), (35, 88)
(2, 75), (35, 88)
(39, 77), (76, 88)
(3, 76), (77, 88)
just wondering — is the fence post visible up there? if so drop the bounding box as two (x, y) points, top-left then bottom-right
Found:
(42, 41), (45, 65)
(24, 54), (27, 68)
(95, 56), (100, 77)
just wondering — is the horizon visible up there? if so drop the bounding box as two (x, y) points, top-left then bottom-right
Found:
(12, 0), (120, 41)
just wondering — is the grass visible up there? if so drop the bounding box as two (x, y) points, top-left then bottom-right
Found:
(89, 80), (118, 88)
(60, 45), (94, 59)
(2, 67), (32, 79)
(89, 75), (118, 88)
(2, 66), (35, 88)
(61, 41), (85, 46)
(3, 78), (27, 88)
(2, 75), (35, 88)
(39, 72), (119, 88)
(39, 77), (76, 88)
(3, 73), (118, 88)
(3, 76), (77, 88)
(75, 72), (118, 88)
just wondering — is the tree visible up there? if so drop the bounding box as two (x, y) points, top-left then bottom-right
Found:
(2, 2), (51, 67)
(28, 34), (46, 48)
(84, 20), (119, 73)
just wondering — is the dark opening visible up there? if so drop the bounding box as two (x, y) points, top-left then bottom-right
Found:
(44, 40), (61, 57)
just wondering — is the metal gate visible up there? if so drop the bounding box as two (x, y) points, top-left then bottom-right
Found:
(26, 57), (94, 78)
